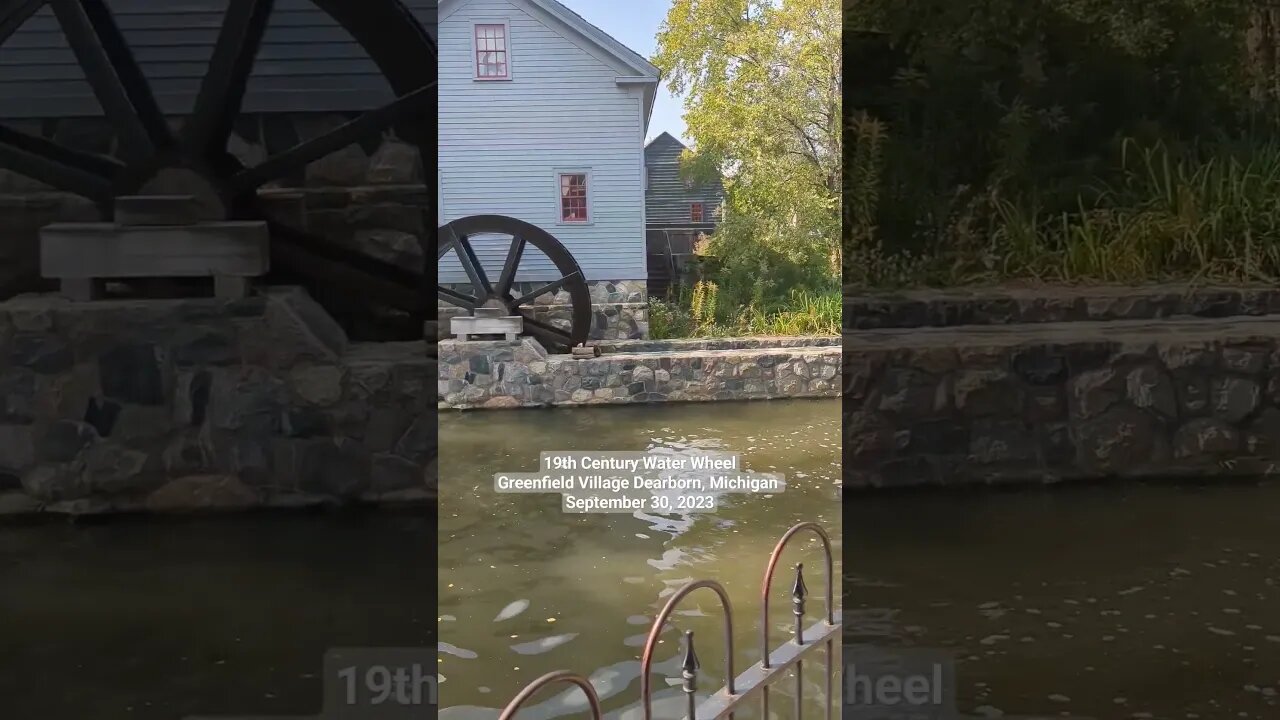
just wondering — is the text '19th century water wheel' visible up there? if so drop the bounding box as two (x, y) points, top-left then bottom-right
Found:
(438, 215), (592, 353)
(0, 0), (435, 340)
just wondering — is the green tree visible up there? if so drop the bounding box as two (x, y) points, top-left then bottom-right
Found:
(654, 0), (842, 307)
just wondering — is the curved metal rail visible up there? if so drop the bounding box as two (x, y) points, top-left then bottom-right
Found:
(498, 522), (843, 720)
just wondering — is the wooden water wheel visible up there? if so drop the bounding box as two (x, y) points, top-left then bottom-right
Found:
(0, 0), (434, 339)
(438, 214), (592, 352)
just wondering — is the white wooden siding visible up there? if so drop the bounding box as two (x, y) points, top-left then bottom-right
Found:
(438, 0), (648, 284)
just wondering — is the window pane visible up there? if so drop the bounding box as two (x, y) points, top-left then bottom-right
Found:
(560, 174), (588, 221)
(476, 25), (508, 77)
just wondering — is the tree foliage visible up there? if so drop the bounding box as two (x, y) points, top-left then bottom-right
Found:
(655, 0), (842, 307)
(845, 0), (1280, 284)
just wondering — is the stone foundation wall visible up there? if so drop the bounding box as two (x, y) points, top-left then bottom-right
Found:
(0, 114), (427, 297)
(844, 286), (1280, 488)
(439, 337), (839, 408)
(0, 287), (431, 516)
(437, 280), (649, 341)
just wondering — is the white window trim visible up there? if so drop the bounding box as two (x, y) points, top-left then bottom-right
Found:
(554, 168), (594, 226)
(472, 19), (513, 82)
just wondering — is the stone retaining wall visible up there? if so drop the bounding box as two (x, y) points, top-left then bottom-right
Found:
(594, 336), (840, 354)
(436, 280), (649, 341)
(844, 312), (1280, 488)
(436, 301), (648, 342)
(0, 287), (431, 516)
(439, 337), (840, 409)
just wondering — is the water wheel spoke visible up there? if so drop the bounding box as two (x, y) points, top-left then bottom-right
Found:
(0, 122), (120, 199)
(183, 0), (275, 160)
(522, 315), (575, 349)
(269, 222), (420, 313)
(513, 272), (580, 307)
(0, 0), (45, 45)
(50, 0), (171, 162)
(438, 285), (478, 310)
(495, 235), (527, 297)
(438, 223), (461, 259)
(452, 231), (493, 298)
(228, 82), (436, 194)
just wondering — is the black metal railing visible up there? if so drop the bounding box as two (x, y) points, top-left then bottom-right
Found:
(500, 521), (841, 720)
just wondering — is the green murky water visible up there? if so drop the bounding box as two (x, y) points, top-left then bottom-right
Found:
(438, 399), (843, 719)
(0, 511), (433, 720)
(847, 483), (1280, 720)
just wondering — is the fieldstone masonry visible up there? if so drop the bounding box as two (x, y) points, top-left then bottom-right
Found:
(844, 285), (1280, 488)
(439, 336), (840, 409)
(437, 280), (649, 341)
(0, 287), (432, 516)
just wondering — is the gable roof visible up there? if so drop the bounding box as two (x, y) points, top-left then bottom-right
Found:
(534, 0), (659, 78)
(443, 0), (657, 78)
(645, 131), (685, 151)
(443, 0), (660, 128)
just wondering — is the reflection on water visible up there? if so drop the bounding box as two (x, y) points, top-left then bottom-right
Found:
(848, 483), (1280, 719)
(438, 400), (842, 718)
(0, 511), (433, 720)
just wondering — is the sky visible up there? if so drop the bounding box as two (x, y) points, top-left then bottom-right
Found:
(555, 0), (688, 145)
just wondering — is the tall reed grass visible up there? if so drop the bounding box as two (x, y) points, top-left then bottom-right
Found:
(847, 137), (1280, 288)
(649, 283), (840, 339)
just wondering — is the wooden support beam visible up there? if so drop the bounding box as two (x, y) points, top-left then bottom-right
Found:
(114, 195), (201, 226)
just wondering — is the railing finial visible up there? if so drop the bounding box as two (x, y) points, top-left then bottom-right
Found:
(792, 562), (808, 644)
(682, 630), (701, 720)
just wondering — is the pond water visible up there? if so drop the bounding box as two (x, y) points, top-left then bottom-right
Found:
(848, 483), (1280, 720)
(437, 399), (843, 719)
(0, 511), (434, 720)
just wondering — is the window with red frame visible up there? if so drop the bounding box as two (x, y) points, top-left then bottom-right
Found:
(690, 202), (704, 222)
(560, 174), (588, 222)
(475, 24), (509, 79)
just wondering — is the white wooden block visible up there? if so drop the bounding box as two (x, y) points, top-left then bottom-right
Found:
(451, 314), (524, 339)
(40, 221), (270, 279)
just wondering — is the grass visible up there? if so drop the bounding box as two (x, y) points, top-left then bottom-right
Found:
(846, 136), (1280, 290)
(649, 283), (840, 339)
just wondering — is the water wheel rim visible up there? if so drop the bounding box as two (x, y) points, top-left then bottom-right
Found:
(439, 214), (593, 351)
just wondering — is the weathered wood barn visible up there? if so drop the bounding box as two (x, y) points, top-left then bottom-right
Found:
(643, 130), (724, 297)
